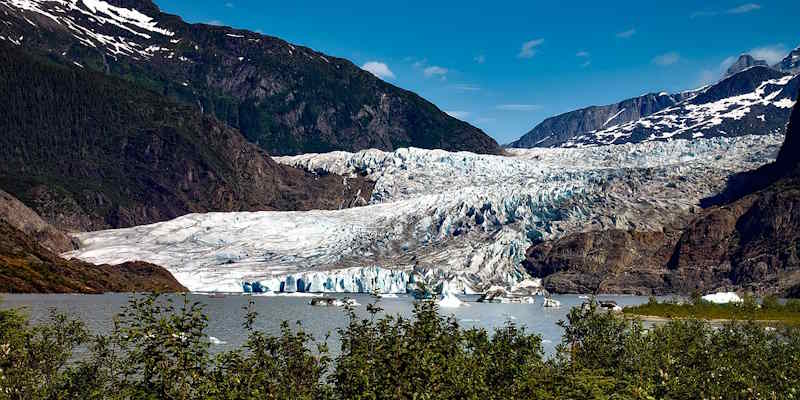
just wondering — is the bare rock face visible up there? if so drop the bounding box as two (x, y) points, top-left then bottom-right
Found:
(725, 54), (769, 76)
(0, 189), (76, 253)
(523, 89), (800, 296)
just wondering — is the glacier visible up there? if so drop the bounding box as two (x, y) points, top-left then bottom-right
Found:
(65, 135), (783, 293)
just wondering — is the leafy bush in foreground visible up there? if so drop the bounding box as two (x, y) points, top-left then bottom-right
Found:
(1, 295), (799, 399)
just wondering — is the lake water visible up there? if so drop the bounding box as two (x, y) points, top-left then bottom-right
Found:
(0, 293), (658, 355)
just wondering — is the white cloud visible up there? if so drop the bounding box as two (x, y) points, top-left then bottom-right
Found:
(616, 29), (636, 39)
(450, 84), (481, 92)
(652, 52), (681, 66)
(412, 58), (427, 68)
(424, 66), (448, 79)
(474, 55), (486, 64)
(224, 2), (234, 8)
(581, 60), (591, 68)
(206, 20), (224, 26)
(445, 111), (470, 119)
(496, 104), (541, 111)
(518, 39), (544, 59)
(361, 61), (395, 80)
(692, 3), (761, 18)
(576, 50), (590, 57)
(749, 44), (787, 65)
(727, 3), (761, 14)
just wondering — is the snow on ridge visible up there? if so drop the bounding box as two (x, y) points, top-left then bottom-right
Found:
(3, 0), (174, 58)
(568, 74), (797, 147)
(68, 135), (783, 293)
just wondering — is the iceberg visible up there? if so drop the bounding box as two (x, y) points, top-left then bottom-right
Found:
(702, 292), (743, 304)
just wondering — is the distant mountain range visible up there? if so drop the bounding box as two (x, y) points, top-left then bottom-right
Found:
(0, 0), (500, 156)
(510, 47), (800, 149)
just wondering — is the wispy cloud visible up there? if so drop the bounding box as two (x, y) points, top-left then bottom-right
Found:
(616, 29), (636, 39)
(423, 66), (448, 79)
(361, 61), (395, 80)
(691, 3), (762, 18)
(518, 39), (544, 59)
(652, 51), (681, 66)
(496, 104), (541, 111)
(450, 84), (481, 92)
(728, 3), (761, 14)
(576, 50), (590, 57)
(224, 2), (234, 8)
(474, 55), (486, 64)
(206, 20), (225, 26)
(445, 111), (470, 120)
(581, 60), (592, 68)
(749, 44), (787, 64)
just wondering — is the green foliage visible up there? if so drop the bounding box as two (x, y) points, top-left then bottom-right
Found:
(1, 296), (799, 399)
(624, 296), (800, 326)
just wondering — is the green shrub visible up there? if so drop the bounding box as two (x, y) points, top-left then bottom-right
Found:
(1, 295), (799, 399)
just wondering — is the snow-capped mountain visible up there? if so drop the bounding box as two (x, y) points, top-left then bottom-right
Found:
(66, 135), (783, 292)
(0, 0), (500, 156)
(507, 91), (695, 148)
(776, 46), (800, 74)
(511, 50), (799, 149)
(512, 66), (797, 148)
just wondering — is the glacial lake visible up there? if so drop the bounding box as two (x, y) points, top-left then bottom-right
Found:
(0, 293), (660, 355)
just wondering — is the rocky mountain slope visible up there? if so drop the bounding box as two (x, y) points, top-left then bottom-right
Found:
(0, 43), (373, 231)
(510, 50), (799, 149)
(507, 91), (694, 148)
(0, 217), (186, 293)
(0, 0), (499, 156)
(523, 91), (800, 296)
(0, 189), (76, 253)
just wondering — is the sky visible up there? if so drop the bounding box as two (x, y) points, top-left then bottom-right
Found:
(155, 0), (800, 144)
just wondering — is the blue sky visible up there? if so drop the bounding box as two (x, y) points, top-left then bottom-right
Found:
(155, 0), (800, 144)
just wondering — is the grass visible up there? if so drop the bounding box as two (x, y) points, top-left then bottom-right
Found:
(623, 296), (800, 326)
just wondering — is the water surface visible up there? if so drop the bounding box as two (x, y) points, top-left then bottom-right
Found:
(1, 293), (657, 355)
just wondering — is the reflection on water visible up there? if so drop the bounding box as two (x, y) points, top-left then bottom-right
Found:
(0, 293), (657, 355)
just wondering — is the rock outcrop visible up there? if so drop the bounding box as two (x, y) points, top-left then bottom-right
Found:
(0, 189), (76, 253)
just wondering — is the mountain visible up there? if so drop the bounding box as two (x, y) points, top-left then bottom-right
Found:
(511, 60), (798, 149)
(725, 54), (768, 76)
(507, 91), (694, 148)
(0, 0), (500, 156)
(776, 46), (800, 74)
(522, 90), (800, 296)
(0, 43), (373, 231)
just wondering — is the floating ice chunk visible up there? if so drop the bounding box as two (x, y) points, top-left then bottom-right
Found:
(702, 292), (743, 304)
(437, 281), (467, 308)
(208, 336), (226, 345)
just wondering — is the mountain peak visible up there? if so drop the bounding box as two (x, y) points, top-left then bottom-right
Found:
(725, 54), (769, 77)
(775, 46), (800, 74)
